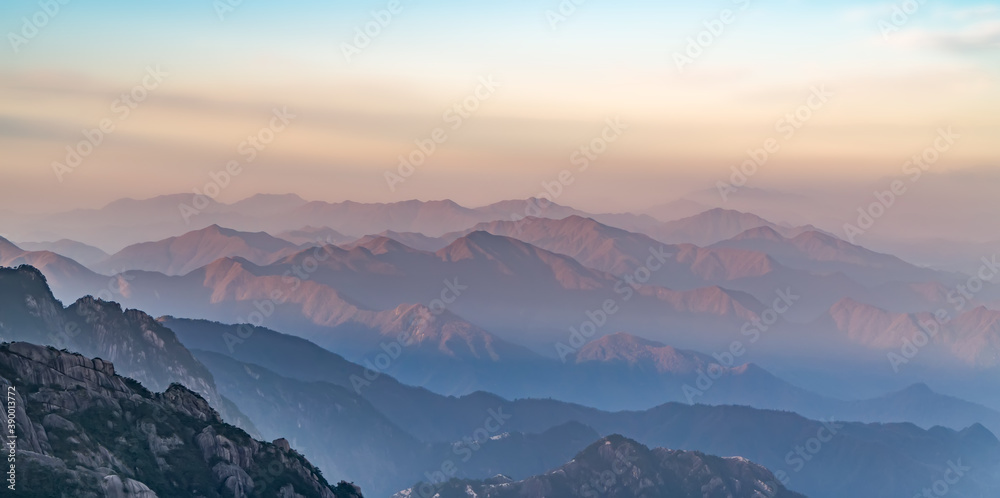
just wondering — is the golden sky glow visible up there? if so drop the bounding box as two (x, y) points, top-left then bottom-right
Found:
(1, 0), (998, 213)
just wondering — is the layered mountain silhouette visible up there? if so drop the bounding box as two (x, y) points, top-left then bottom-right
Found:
(96, 224), (301, 275)
(6, 200), (998, 394)
(159, 314), (1000, 498)
(346, 230), (450, 252)
(60, 228), (763, 358)
(0, 265), (257, 434)
(15, 239), (109, 267)
(821, 298), (1000, 367)
(8, 210), (999, 394)
(3, 264), (1000, 498)
(276, 225), (354, 246)
(3, 194), (233, 251)
(441, 215), (793, 290)
(642, 198), (712, 221)
(0, 236), (106, 301)
(711, 226), (952, 286)
(440, 215), (956, 320)
(4, 192), (1000, 498)
(643, 207), (815, 246)
(192, 350), (421, 497)
(1, 195), (655, 252)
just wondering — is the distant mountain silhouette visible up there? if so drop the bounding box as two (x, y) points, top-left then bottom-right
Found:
(16, 238), (109, 266)
(97, 224), (300, 275)
(275, 225), (354, 246)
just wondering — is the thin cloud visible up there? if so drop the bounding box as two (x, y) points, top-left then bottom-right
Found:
(841, 4), (893, 22)
(896, 20), (1000, 51)
(948, 5), (999, 21)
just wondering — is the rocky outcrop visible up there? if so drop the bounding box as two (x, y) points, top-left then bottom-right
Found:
(0, 341), (361, 498)
(0, 265), (258, 435)
(393, 434), (805, 498)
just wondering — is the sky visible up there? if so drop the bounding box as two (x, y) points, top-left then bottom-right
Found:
(1, 0), (998, 213)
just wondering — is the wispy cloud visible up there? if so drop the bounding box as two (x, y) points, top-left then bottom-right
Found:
(896, 20), (1000, 51)
(948, 5), (999, 21)
(841, 4), (893, 23)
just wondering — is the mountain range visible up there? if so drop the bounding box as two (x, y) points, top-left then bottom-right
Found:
(4, 192), (1000, 497)
(5, 200), (1000, 400)
(5, 263), (1000, 497)
(94, 224), (302, 275)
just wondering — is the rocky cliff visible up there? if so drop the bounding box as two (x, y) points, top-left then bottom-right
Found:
(0, 341), (363, 498)
(0, 265), (257, 435)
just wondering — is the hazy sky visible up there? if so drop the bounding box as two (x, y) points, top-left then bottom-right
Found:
(1, 0), (998, 213)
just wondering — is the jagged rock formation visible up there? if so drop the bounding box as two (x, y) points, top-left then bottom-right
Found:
(0, 341), (362, 498)
(0, 265), (257, 435)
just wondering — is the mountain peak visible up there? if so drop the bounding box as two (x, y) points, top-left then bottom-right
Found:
(731, 225), (785, 241)
(581, 433), (650, 457)
(437, 231), (525, 261)
(575, 332), (710, 374)
(959, 423), (1000, 445)
(789, 230), (863, 254)
(702, 207), (758, 218)
(650, 208), (780, 246)
(396, 432), (805, 497)
(899, 382), (934, 396)
(586, 331), (667, 350)
(199, 223), (230, 234)
(350, 235), (421, 255)
(423, 198), (463, 208)
(0, 235), (24, 255)
(476, 197), (574, 213)
(100, 225), (297, 275)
